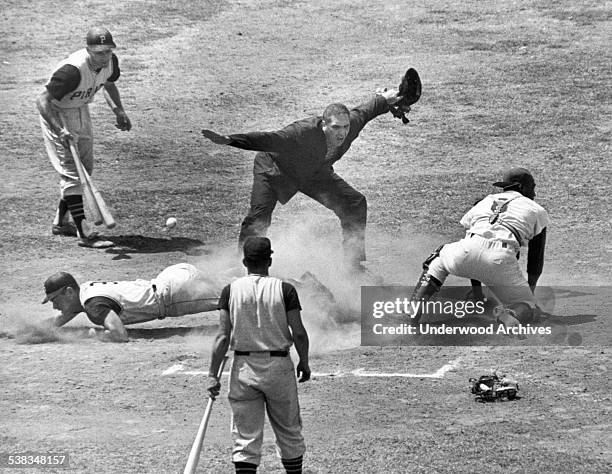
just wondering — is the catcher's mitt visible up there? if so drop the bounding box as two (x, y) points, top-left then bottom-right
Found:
(390, 68), (422, 124)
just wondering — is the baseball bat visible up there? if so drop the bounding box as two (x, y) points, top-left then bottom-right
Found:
(59, 115), (116, 228)
(183, 356), (228, 474)
(78, 158), (116, 228)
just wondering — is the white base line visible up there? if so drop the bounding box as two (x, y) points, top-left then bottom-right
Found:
(162, 357), (462, 379)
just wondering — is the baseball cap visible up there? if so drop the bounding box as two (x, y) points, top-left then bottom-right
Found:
(493, 167), (534, 189)
(243, 236), (274, 262)
(42, 272), (78, 304)
(86, 27), (116, 51)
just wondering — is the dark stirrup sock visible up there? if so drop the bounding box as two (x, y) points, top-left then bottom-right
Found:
(57, 198), (69, 224)
(282, 455), (303, 473)
(234, 461), (258, 473)
(64, 195), (86, 237)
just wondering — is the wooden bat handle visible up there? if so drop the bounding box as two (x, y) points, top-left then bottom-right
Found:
(59, 114), (116, 229)
(59, 115), (104, 226)
(183, 356), (228, 474)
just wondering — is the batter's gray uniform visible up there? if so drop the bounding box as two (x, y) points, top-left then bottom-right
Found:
(40, 48), (118, 197)
(219, 274), (305, 466)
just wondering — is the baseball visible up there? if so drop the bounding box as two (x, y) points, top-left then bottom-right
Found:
(165, 217), (177, 229)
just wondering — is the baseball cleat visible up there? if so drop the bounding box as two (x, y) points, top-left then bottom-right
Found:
(51, 223), (78, 237)
(78, 236), (115, 249)
(493, 305), (521, 329)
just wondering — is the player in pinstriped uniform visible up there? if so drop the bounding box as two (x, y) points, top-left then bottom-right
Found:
(41, 263), (223, 342)
(36, 26), (131, 248)
(410, 168), (549, 327)
(207, 237), (310, 474)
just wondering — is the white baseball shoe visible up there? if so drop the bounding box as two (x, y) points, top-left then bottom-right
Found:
(493, 305), (521, 329)
(78, 236), (114, 249)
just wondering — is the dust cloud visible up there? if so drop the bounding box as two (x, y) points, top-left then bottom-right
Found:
(1, 214), (490, 348)
(0, 302), (89, 344)
(188, 212), (449, 354)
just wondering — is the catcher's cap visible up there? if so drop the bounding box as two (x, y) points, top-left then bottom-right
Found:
(493, 167), (534, 189)
(86, 27), (116, 52)
(243, 236), (273, 262)
(42, 272), (78, 304)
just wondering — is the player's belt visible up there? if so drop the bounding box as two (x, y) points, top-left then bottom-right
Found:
(152, 283), (167, 319)
(468, 233), (511, 249)
(234, 350), (289, 357)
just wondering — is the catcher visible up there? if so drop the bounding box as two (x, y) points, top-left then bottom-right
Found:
(202, 69), (421, 276)
(410, 168), (549, 327)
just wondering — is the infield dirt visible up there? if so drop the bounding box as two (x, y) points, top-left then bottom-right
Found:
(1, 1), (610, 473)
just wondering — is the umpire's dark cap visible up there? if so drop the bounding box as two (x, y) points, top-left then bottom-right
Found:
(86, 27), (117, 51)
(493, 167), (534, 189)
(243, 237), (274, 262)
(42, 272), (78, 304)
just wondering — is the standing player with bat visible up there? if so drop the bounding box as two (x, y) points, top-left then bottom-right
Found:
(206, 237), (311, 474)
(36, 26), (131, 249)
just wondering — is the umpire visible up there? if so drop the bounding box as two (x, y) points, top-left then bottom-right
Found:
(206, 237), (311, 474)
(202, 88), (409, 274)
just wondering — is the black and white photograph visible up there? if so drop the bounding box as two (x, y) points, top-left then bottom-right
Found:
(1, 1), (610, 472)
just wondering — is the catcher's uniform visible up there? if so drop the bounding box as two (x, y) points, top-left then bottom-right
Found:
(219, 274), (305, 466)
(427, 190), (549, 308)
(40, 49), (119, 197)
(79, 263), (221, 326)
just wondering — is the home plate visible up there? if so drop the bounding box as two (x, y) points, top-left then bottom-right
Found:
(162, 357), (462, 379)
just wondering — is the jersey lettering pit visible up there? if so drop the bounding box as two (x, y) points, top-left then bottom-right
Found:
(69, 84), (105, 101)
(48, 49), (114, 108)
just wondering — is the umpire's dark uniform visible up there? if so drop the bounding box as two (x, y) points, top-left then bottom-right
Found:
(225, 95), (391, 267)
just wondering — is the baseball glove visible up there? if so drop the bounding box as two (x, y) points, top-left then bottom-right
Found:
(390, 68), (422, 124)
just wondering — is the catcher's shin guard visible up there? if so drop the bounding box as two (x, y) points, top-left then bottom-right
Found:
(410, 244), (444, 300)
(409, 271), (442, 325)
(408, 244), (444, 324)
